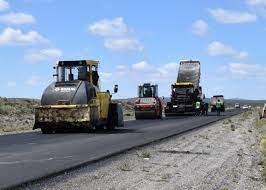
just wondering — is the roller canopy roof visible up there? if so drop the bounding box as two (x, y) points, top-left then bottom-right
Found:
(57, 60), (99, 67)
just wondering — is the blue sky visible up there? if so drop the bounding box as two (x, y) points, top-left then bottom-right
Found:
(0, 0), (266, 100)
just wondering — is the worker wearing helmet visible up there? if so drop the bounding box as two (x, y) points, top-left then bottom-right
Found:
(216, 99), (222, 116)
(195, 100), (201, 116)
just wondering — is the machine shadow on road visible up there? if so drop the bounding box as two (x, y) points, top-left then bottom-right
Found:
(38, 128), (143, 135)
(92, 128), (143, 134)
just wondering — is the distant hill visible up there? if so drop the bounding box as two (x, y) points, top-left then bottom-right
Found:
(116, 97), (266, 108)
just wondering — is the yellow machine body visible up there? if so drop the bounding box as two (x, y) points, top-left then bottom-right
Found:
(33, 59), (122, 133)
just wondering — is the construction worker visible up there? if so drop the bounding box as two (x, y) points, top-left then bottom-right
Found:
(216, 99), (222, 116)
(195, 99), (201, 116)
(203, 102), (209, 116)
(200, 101), (205, 116)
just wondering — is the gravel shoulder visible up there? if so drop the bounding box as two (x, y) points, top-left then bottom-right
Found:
(24, 111), (263, 190)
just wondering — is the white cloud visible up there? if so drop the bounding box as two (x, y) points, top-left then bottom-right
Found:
(0, 0), (9, 11)
(24, 0), (55, 3)
(7, 81), (16, 87)
(116, 65), (126, 70)
(25, 48), (62, 62)
(0, 12), (35, 25)
(222, 62), (266, 79)
(89, 17), (143, 52)
(100, 72), (112, 82)
(26, 75), (41, 86)
(115, 65), (127, 75)
(0, 27), (49, 45)
(132, 61), (180, 86)
(207, 41), (248, 59)
(158, 62), (179, 77)
(163, 62), (179, 71)
(101, 61), (181, 96)
(246, 0), (266, 5)
(132, 61), (152, 71)
(207, 41), (235, 56)
(246, 0), (266, 17)
(235, 51), (249, 59)
(89, 17), (127, 37)
(191, 19), (208, 36)
(104, 38), (143, 52)
(131, 61), (179, 75)
(129, 61), (179, 83)
(208, 8), (257, 24)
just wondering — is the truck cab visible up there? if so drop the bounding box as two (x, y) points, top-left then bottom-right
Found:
(165, 60), (203, 116)
(165, 82), (198, 115)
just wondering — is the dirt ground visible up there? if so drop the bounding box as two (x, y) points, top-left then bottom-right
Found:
(24, 111), (263, 190)
(0, 98), (39, 133)
(0, 98), (135, 134)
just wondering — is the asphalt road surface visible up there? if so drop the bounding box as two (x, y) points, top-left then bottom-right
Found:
(0, 110), (242, 189)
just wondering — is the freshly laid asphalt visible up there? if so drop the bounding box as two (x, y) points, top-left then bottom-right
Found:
(0, 109), (242, 189)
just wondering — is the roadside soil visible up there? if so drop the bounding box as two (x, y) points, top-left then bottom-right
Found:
(0, 98), (39, 134)
(24, 111), (263, 190)
(0, 98), (135, 134)
(0, 114), (35, 134)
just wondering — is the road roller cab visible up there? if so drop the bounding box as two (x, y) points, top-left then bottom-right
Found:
(34, 60), (124, 133)
(134, 83), (163, 119)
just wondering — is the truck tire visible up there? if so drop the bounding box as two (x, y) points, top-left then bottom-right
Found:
(135, 114), (140, 120)
(154, 111), (158, 119)
(107, 103), (118, 130)
(41, 128), (53, 134)
(157, 109), (163, 119)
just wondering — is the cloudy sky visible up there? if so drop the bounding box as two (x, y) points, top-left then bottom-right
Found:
(0, 0), (266, 99)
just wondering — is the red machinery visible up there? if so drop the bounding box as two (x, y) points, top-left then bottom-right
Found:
(134, 83), (163, 119)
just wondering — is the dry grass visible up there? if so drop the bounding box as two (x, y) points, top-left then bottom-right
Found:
(0, 97), (38, 133)
(141, 151), (151, 159)
(223, 119), (232, 125)
(0, 97), (39, 116)
(199, 134), (209, 140)
(0, 124), (33, 133)
(219, 188), (229, 190)
(254, 118), (266, 182)
(118, 162), (132, 171)
(160, 173), (171, 182)
(240, 111), (252, 121)
(230, 124), (236, 131)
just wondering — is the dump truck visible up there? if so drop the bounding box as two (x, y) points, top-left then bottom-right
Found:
(210, 95), (225, 112)
(134, 83), (163, 119)
(33, 60), (124, 133)
(165, 60), (203, 116)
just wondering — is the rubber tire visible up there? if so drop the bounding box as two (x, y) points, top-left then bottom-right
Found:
(41, 128), (53, 134)
(157, 107), (163, 119)
(135, 112), (140, 120)
(107, 118), (115, 130)
(107, 104), (118, 130)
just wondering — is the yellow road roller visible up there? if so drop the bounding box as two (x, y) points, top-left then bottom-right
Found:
(33, 60), (124, 133)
